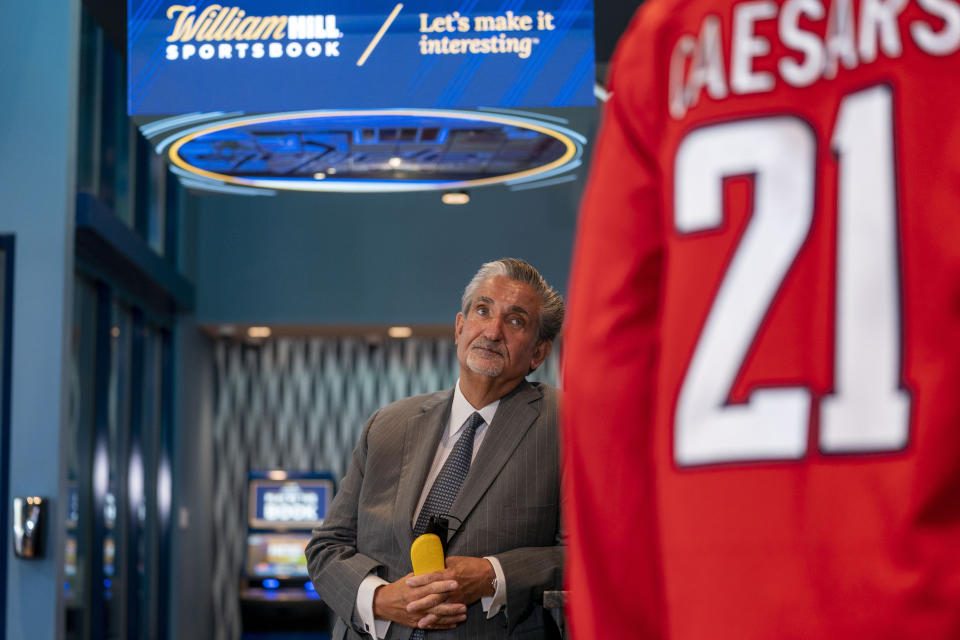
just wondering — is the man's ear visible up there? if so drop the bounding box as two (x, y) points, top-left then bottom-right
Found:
(529, 339), (552, 372)
(454, 312), (464, 345)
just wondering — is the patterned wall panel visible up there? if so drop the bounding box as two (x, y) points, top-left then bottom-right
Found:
(211, 337), (559, 640)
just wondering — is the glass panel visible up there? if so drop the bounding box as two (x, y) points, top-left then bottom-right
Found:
(66, 276), (99, 640)
(157, 331), (173, 640)
(133, 326), (162, 640)
(76, 9), (102, 196)
(165, 170), (180, 265)
(65, 288), (167, 640)
(147, 152), (166, 255)
(105, 302), (132, 638)
(99, 38), (131, 226)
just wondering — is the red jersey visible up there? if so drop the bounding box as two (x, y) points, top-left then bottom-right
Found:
(563, 0), (960, 638)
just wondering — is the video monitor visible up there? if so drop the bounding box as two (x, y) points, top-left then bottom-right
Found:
(246, 532), (311, 578)
(248, 473), (334, 530)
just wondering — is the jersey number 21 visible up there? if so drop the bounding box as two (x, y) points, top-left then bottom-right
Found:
(673, 84), (911, 467)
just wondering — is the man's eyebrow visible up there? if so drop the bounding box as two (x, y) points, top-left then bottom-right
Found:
(474, 297), (530, 316)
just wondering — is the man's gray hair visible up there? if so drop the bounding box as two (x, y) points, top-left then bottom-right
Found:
(460, 258), (564, 342)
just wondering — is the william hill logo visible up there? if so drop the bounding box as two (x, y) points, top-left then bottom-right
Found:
(164, 4), (343, 61)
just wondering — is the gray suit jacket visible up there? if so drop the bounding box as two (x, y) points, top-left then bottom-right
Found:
(306, 380), (563, 640)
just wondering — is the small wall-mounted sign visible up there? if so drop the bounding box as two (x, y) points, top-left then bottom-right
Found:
(128, 0), (596, 115)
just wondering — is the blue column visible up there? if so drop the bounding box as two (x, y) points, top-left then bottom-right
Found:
(0, 1), (81, 639)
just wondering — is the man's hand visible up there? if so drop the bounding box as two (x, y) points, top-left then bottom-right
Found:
(373, 572), (467, 630)
(403, 556), (496, 627)
(437, 556), (497, 605)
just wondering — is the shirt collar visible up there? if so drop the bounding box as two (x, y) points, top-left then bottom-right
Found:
(451, 379), (499, 436)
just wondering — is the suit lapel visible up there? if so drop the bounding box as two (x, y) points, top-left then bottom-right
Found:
(392, 390), (453, 552)
(446, 381), (542, 542)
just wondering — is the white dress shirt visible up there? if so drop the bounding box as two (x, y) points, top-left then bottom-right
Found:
(355, 380), (509, 638)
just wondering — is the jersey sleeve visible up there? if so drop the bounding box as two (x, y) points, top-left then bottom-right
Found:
(561, 52), (668, 640)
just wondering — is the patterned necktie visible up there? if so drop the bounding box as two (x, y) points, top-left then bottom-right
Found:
(414, 411), (485, 536)
(410, 412), (484, 639)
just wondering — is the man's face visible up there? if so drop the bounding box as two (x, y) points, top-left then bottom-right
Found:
(455, 275), (550, 385)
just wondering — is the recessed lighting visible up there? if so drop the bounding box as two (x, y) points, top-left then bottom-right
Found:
(326, 167), (337, 174)
(312, 172), (326, 180)
(441, 191), (470, 205)
(267, 470), (287, 481)
(388, 156), (402, 168)
(388, 326), (413, 338)
(248, 326), (272, 338)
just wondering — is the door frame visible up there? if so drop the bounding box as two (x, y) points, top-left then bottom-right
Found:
(0, 235), (17, 636)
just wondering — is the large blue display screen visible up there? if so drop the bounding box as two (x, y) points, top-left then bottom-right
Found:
(128, 0), (596, 114)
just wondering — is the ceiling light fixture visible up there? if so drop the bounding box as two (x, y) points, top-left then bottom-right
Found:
(248, 326), (272, 338)
(312, 172), (326, 180)
(441, 191), (470, 205)
(388, 326), (413, 338)
(388, 156), (402, 168)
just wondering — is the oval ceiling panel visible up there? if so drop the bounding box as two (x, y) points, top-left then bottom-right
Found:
(167, 109), (584, 193)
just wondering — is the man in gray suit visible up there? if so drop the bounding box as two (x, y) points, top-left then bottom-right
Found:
(306, 258), (564, 639)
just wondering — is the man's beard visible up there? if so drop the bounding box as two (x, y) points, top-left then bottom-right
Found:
(466, 340), (505, 377)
